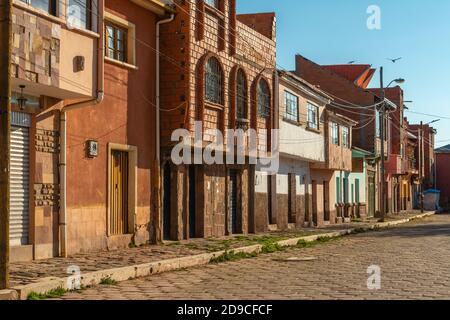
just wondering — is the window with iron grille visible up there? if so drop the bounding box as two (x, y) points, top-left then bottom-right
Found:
(204, 0), (219, 9)
(257, 79), (270, 118)
(236, 69), (247, 119)
(105, 22), (128, 62)
(331, 121), (339, 145)
(307, 103), (319, 129)
(342, 126), (350, 148)
(205, 57), (223, 105)
(284, 91), (299, 122)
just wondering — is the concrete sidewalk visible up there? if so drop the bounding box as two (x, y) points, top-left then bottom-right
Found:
(1, 211), (435, 300)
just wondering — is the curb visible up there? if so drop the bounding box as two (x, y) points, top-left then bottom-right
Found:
(8, 211), (435, 300)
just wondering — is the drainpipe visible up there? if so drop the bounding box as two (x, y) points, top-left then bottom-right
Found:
(153, 14), (175, 243)
(59, 0), (105, 257)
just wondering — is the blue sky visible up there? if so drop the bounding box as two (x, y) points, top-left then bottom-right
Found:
(237, 0), (450, 147)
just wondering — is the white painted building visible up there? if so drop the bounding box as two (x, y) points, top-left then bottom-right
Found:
(274, 71), (332, 229)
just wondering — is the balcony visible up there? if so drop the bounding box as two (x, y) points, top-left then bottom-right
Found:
(11, 1), (97, 100)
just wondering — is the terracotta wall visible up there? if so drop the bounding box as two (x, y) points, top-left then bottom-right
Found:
(436, 153), (450, 208)
(294, 55), (380, 154)
(65, 0), (158, 254)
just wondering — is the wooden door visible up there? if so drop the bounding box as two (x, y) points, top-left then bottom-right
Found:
(288, 173), (296, 224)
(110, 150), (129, 235)
(368, 172), (376, 218)
(312, 180), (318, 226)
(228, 170), (238, 234)
(323, 180), (330, 221)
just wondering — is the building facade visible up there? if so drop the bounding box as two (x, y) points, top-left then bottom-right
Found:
(9, 0), (173, 261)
(293, 56), (384, 217)
(435, 144), (450, 209)
(159, 0), (277, 239)
(275, 71), (330, 229)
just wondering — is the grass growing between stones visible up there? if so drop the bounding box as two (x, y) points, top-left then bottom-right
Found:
(27, 287), (68, 300)
(296, 236), (341, 248)
(209, 251), (259, 264)
(100, 276), (118, 286)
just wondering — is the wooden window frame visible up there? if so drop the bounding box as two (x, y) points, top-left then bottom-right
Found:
(21, 0), (57, 16)
(257, 79), (271, 119)
(307, 103), (319, 130)
(205, 57), (224, 105)
(342, 126), (350, 148)
(104, 12), (136, 67)
(105, 21), (128, 63)
(331, 121), (340, 145)
(284, 91), (299, 122)
(67, 0), (93, 30)
(236, 69), (248, 120)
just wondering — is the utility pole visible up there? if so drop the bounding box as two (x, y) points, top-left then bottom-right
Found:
(0, 0), (12, 289)
(379, 67), (386, 222)
(420, 121), (424, 213)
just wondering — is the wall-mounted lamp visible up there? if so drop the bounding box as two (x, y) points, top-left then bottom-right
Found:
(17, 85), (27, 111)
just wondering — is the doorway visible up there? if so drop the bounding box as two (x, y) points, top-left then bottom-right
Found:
(323, 180), (330, 221)
(189, 165), (196, 238)
(163, 162), (171, 240)
(228, 170), (238, 234)
(368, 172), (376, 217)
(110, 150), (129, 235)
(288, 173), (296, 224)
(312, 180), (318, 226)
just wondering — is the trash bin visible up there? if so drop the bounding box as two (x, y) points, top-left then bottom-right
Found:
(423, 189), (441, 211)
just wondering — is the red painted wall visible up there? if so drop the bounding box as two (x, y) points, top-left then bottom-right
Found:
(436, 153), (450, 208)
(65, 0), (157, 254)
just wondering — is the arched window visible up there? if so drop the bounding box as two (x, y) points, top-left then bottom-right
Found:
(205, 57), (223, 105)
(204, 0), (219, 9)
(257, 79), (270, 118)
(236, 69), (247, 119)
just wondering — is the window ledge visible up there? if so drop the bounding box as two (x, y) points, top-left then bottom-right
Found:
(204, 4), (225, 19)
(205, 101), (224, 111)
(105, 57), (138, 70)
(68, 27), (100, 39)
(305, 126), (321, 134)
(282, 118), (301, 127)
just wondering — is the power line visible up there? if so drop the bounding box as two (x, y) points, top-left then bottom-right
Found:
(405, 110), (450, 120)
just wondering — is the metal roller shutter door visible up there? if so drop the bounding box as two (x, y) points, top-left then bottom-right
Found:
(10, 112), (30, 246)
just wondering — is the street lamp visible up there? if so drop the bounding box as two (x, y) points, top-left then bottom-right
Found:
(426, 119), (440, 125)
(379, 67), (405, 222)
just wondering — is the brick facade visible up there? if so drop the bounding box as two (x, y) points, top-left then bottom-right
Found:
(159, 0), (276, 239)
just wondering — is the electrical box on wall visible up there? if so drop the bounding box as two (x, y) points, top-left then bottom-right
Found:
(86, 140), (98, 158)
(74, 56), (85, 72)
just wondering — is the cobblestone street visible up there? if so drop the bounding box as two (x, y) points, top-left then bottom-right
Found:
(55, 214), (450, 300)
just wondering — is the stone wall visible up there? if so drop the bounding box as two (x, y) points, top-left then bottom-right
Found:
(12, 7), (60, 87)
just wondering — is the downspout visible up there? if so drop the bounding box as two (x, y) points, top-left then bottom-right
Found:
(59, 0), (105, 257)
(154, 14), (174, 243)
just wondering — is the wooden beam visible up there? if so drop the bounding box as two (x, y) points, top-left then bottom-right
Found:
(0, 0), (12, 290)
